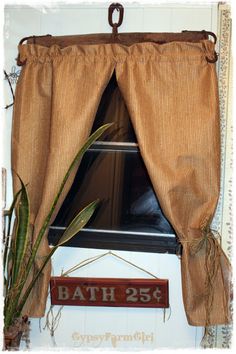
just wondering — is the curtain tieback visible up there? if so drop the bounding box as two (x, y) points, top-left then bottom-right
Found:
(180, 225), (227, 327)
(187, 225), (221, 256)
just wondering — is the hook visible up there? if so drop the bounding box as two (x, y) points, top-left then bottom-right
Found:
(205, 51), (218, 63)
(16, 34), (52, 66)
(201, 30), (218, 62)
(108, 3), (124, 36)
(201, 30), (217, 44)
(182, 30), (218, 63)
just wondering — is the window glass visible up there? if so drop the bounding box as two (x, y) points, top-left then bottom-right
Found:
(91, 72), (137, 143)
(54, 149), (174, 235)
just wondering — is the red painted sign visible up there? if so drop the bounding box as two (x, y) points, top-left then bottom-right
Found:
(50, 277), (169, 308)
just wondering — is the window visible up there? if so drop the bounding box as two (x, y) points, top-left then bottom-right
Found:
(48, 73), (179, 254)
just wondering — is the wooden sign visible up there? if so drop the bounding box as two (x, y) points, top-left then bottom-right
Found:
(50, 277), (169, 308)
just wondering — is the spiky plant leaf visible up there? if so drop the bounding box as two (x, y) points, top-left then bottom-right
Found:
(3, 188), (22, 274)
(16, 200), (99, 315)
(11, 176), (29, 285)
(57, 200), (99, 246)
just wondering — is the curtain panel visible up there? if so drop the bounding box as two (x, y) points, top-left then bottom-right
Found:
(12, 37), (231, 326)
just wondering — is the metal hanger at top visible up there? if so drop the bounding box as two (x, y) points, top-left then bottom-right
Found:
(16, 2), (218, 66)
(108, 2), (124, 37)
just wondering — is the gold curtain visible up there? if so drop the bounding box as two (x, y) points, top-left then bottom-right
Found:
(12, 39), (231, 326)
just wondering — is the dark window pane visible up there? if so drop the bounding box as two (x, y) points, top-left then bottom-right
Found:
(53, 149), (175, 236)
(91, 72), (137, 143)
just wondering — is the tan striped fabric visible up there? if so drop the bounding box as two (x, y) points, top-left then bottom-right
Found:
(12, 39), (231, 326)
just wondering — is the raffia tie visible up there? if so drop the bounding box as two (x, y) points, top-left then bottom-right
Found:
(181, 224), (222, 328)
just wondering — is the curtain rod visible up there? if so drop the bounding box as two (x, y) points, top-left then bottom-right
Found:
(16, 2), (218, 66)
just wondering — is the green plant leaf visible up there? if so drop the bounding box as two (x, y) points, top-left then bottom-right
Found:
(3, 188), (22, 274)
(6, 188), (22, 237)
(57, 199), (99, 247)
(11, 176), (30, 285)
(16, 200), (99, 315)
